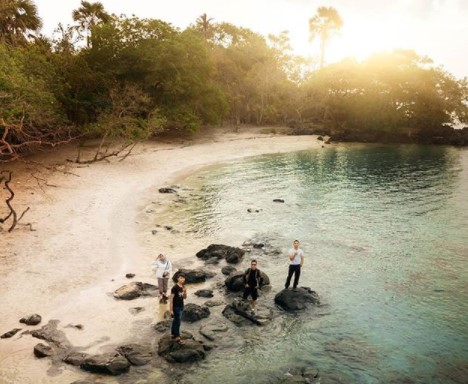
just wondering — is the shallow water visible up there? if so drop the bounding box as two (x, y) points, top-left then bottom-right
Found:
(155, 144), (468, 383)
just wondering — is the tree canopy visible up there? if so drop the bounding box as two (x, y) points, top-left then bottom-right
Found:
(1, 2), (467, 161)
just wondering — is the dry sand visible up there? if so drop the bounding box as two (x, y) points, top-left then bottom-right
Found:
(0, 127), (321, 383)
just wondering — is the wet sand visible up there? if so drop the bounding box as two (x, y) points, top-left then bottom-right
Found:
(0, 128), (320, 383)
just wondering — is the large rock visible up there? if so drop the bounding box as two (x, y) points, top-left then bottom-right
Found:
(196, 244), (245, 264)
(225, 271), (270, 292)
(182, 303), (210, 323)
(117, 344), (152, 366)
(172, 269), (215, 284)
(80, 352), (130, 375)
(20, 314), (42, 326)
(113, 282), (158, 300)
(274, 287), (320, 311)
(157, 333), (207, 363)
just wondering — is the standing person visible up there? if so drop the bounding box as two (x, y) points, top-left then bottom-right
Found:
(284, 240), (304, 290)
(169, 273), (187, 345)
(151, 253), (172, 303)
(243, 260), (263, 314)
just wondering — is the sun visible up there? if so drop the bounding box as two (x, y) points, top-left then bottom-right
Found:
(287, 13), (414, 65)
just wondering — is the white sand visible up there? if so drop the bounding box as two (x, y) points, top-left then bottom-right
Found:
(0, 128), (321, 383)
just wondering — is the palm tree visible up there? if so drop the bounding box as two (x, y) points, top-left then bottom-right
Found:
(195, 13), (214, 41)
(72, 1), (110, 47)
(309, 6), (343, 69)
(0, 0), (42, 46)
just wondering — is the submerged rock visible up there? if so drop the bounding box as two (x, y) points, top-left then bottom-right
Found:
(153, 319), (172, 333)
(194, 289), (214, 298)
(113, 282), (158, 300)
(274, 287), (320, 311)
(199, 320), (229, 341)
(196, 244), (245, 264)
(221, 266), (236, 275)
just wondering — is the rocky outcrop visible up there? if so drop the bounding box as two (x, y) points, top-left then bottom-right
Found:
(274, 287), (320, 311)
(196, 244), (245, 264)
(157, 332), (207, 363)
(172, 269), (216, 283)
(113, 282), (158, 300)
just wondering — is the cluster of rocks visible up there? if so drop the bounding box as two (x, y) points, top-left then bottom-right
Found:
(2, 243), (321, 381)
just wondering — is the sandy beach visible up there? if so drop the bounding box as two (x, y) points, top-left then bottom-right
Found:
(0, 128), (320, 383)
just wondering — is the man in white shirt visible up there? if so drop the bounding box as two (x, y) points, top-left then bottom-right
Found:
(284, 240), (304, 290)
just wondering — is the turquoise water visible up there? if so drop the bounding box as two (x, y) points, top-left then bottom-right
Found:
(167, 144), (468, 383)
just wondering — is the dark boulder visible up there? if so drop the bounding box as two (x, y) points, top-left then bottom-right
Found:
(113, 282), (158, 300)
(172, 269), (215, 284)
(80, 352), (130, 375)
(33, 343), (53, 358)
(194, 289), (214, 298)
(273, 199), (285, 203)
(182, 303), (210, 323)
(20, 314), (42, 326)
(117, 344), (152, 366)
(225, 271), (270, 292)
(196, 244), (245, 264)
(158, 333), (207, 363)
(274, 287), (320, 311)
(125, 273), (135, 279)
(1, 328), (22, 338)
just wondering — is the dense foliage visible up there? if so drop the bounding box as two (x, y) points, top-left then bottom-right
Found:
(1, 1), (467, 161)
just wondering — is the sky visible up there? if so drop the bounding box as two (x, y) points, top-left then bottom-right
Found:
(34, 0), (468, 78)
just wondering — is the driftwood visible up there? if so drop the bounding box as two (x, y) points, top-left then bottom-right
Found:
(0, 171), (31, 232)
(71, 138), (138, 164)
(0, 118), (74, 163)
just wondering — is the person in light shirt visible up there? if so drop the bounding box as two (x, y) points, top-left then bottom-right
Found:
(284, 240), (304, 290)
(151, 253), (172, 303)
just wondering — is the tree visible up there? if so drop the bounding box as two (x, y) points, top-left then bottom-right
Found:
(72, 0), (111, 47)
(195, 13), (214, 41)
(0, 0), (42, 46)
(309, 6), (343, 69)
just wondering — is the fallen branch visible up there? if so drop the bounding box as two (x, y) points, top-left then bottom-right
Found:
(0, 171), (31, 232)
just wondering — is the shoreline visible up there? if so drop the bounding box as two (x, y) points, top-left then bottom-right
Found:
(0, 129), (321, 383)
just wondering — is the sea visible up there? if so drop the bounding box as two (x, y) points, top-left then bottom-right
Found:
(152, 143), (468, 384)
